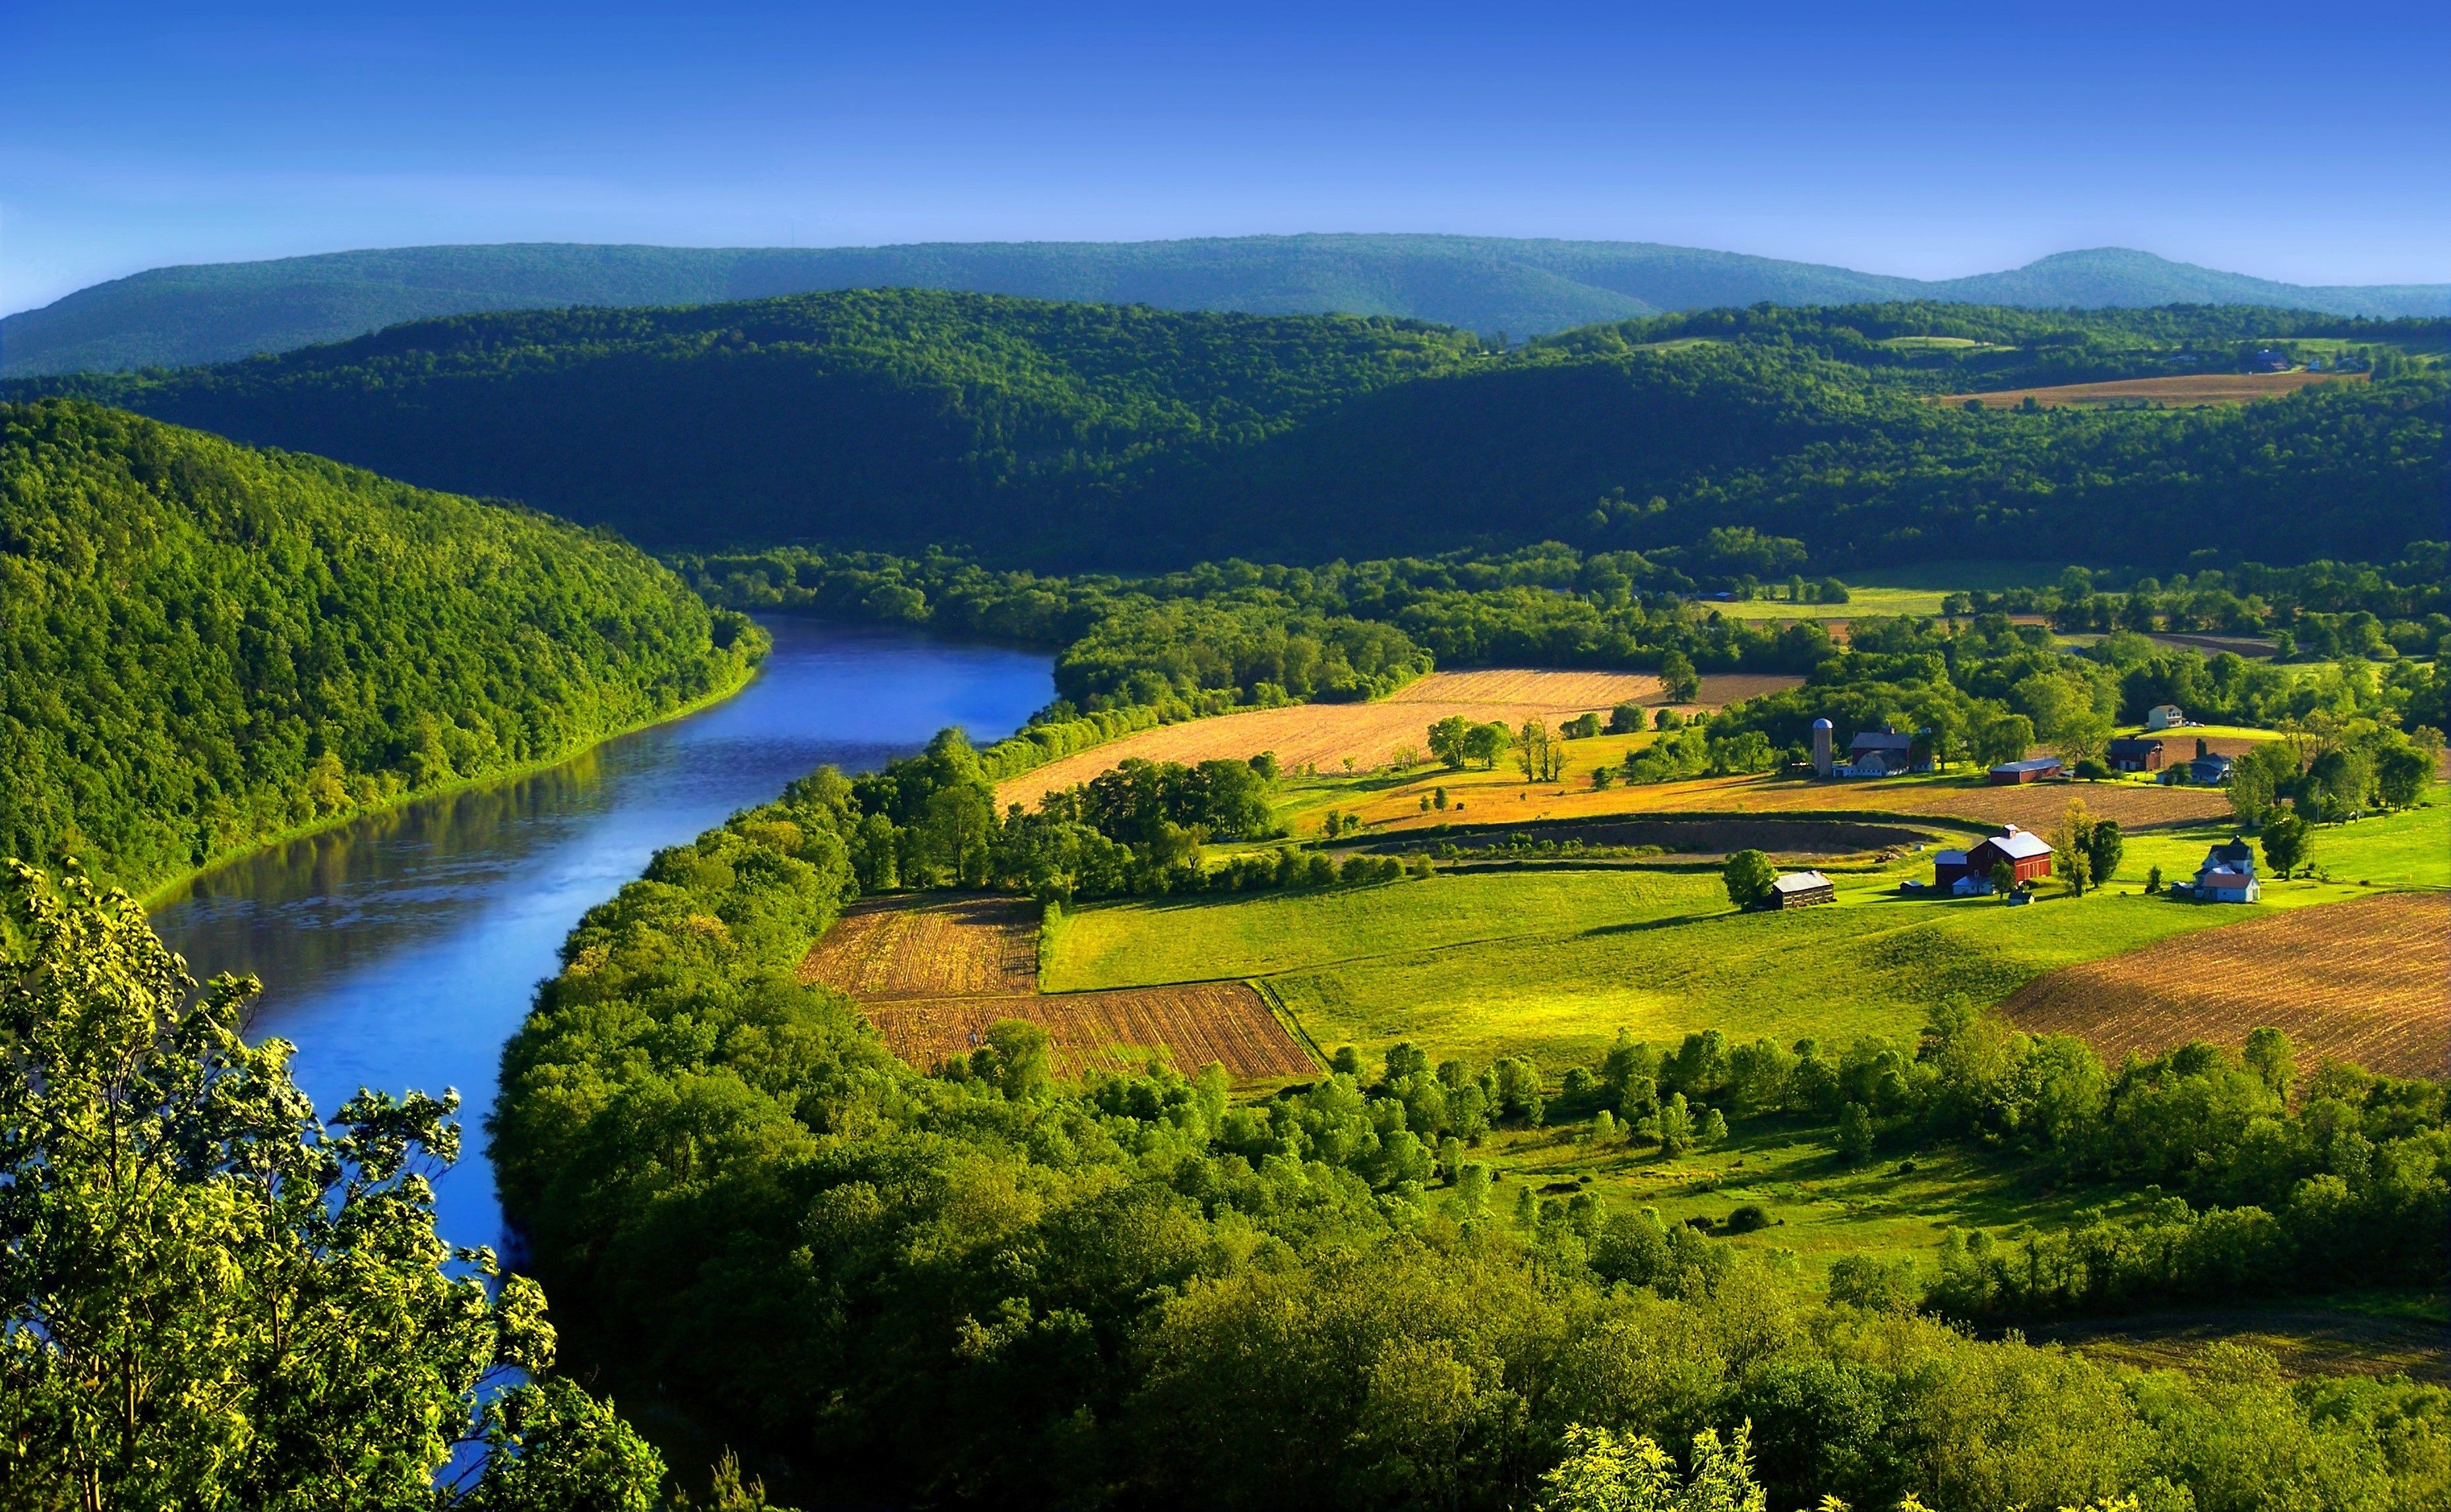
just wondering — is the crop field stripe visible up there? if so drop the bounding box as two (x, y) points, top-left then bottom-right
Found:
(2001, 892), (2450, 1078)
(804, 893), (1314, 1079)
(1939, 371), (2362, 408)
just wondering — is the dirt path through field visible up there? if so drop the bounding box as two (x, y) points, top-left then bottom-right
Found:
(2001, 892), (2449, 1077)
(804, 893), (1314, 1079)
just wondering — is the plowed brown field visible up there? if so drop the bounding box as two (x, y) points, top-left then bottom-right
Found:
(2001, 892), (2449, 1077)
(1356, 769), (2232, 834)
(1941, 371), (2361, 409)
(802, 893), (1313, 1079)
(994, 669), (1800, 810)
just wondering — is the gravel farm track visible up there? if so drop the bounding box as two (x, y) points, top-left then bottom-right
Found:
(2000, 890), (2450, 1078)
(802, 894), (1315, 1080)
(994, 669), (1798, 810)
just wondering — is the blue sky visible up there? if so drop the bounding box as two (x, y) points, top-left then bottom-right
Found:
(5, 1), (2446, 315)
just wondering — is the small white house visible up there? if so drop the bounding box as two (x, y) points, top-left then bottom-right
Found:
(2145, 704), (2189, 732)
(2173, 835), (2260, 903)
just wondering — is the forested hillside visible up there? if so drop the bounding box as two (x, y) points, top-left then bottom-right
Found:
(0, 399), (763, 894)
(9, 236), (2450, 376)
(24, 291), (2441, 572)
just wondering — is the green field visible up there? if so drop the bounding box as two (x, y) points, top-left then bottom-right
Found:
(1710, 559), (2077, 621)
(1051, 863), (2262, 1070)
(2115, 793), (2450, 895)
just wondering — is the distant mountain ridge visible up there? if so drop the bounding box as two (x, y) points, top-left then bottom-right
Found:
(7, 235), (2446, 376)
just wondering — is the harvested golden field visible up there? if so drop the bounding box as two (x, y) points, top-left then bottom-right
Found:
(2000, 892), (2449, 1078)
(1940, 371), (2360, 410)
(802, 893), (1312, 1079)
(994, 669), (1799, 810)
(1380, 669), (1660, 709)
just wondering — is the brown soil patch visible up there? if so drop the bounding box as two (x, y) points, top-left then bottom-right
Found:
(802, 893), (1312, 1080)
(1940, 371), (2361, 409)
(864, 983), (1315, 1081)
(1355, 770), (2231, 835)
(2000, 892), (2450, 1078)
(995, 669), (1801, 811)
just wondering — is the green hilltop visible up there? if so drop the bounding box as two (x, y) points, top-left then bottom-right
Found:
(7, 235), (2449, 376)
(0, 397), (763, 895)
(19, 290), (2444, 572)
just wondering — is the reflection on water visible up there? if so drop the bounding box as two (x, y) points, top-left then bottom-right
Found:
(151, 618), (1052, 1255)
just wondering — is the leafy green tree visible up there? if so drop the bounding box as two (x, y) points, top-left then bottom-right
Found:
(1428, 715), (1474, 770)
(1538, 1423), (1765, 1512)
(1722, 849), (1778, 909)
(1606, 702), (1646, 735)
(1463, 721), (1510, 770)
(2262, 811), (2311, 878)
(0, 861), (659, 1509)
(2375, 742), (2431, 808)
(1987, 859), (2016, 897)
(2229, 741), (2301, 826)
(1658, 650), (1702, 704)
(1835, 1102), (1876, 1164)
(2244, 1027), (2296, 1099)
(2084, 819), (2124, 891)
(1974, 710), (2036, 768)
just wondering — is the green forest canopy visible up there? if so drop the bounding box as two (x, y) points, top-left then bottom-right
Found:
(17, 290), (2444, 572)
(0, 398), (764, 895)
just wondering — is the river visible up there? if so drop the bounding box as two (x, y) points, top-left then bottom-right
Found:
(149, 618), (1052, 1255)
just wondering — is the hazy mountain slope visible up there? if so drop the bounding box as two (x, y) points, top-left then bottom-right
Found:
(9, 235), (2444, 376)
(0, 397), (761, 893)
(20, 291), (2436, 574)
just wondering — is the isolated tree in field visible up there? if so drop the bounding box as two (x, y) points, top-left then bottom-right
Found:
(2262, 810), (2310, 878)
(1514, 719), (1558, 783)
(1464, 721), (1509, 770)
(1434, 787), (1449, 810)
(1653, 707), (1684, 731)
(2085, 818), (2123, 891)
(1722, 849), (1778, 909)
(1658, 650), (1701, 704)
(2051, 799), (2096, 897)
(1607, 702), (1645, 735)
(1836, 1102), (1876, 1164)
(0, 861), (661, 1510)
(1428, 715), (1473, 770)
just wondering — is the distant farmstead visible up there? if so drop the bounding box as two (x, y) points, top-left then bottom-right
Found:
(1988, 756), (2066, 785)
(2107, 737), (2165, 773)
(1933, 824), (2055, 893)
(1767, 871), (1836, 908)
(1813, 721), (1929, 779)
(2145, 704), (2189, 731)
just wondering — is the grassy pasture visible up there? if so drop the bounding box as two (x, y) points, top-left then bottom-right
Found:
(1049, 862), (2257, 1072)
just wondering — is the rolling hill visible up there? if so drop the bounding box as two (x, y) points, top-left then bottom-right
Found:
(20, 291), (2440, 574)
(7, 235), (2448, 377)
(0, 398), (763, 893)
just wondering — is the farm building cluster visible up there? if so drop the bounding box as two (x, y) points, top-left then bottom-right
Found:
(1922, 825), (2055, 897)
(1810, 720), (1934, 779)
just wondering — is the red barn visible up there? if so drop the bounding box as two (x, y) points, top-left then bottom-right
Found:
(1933, 825), (2055, 890)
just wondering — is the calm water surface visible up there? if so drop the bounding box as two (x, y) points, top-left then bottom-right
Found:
(151, 619), (1051, 1254)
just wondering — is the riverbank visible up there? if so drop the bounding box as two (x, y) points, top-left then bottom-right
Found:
(136, 645), (771, 912)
